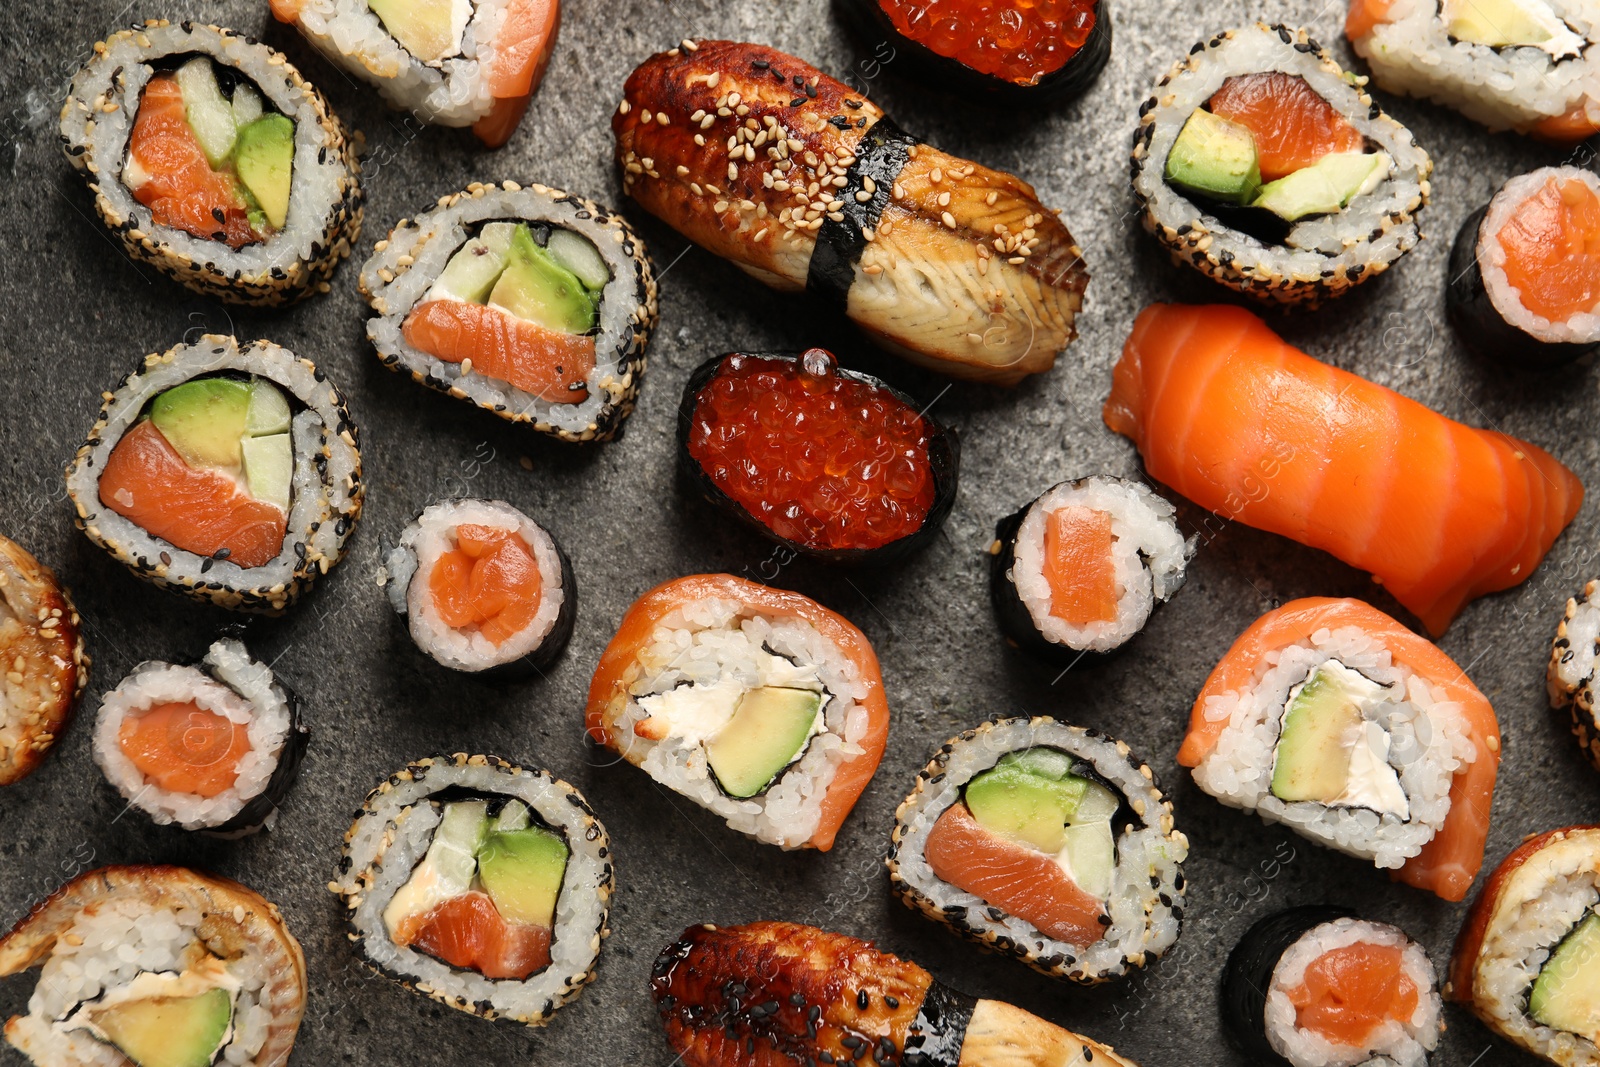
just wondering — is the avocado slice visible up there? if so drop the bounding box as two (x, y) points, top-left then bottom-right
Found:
(232, 115), (294, 230)
(245, 380), (291, 437)
(1530, 912), (1600, 1040)
(1271, 659), (1406, 813)
(965, 764), (1088, 854)
(705, 687), (823, 798)
(477, 826), (569, 929)
(368, 0), (464, 63)
(430, 223), (517, 305)
(488, 224), (598, 335)
(546, 229), (612, 291)
(1165, 108), (1263, 206)
(1443, 0), (1581, 53)
(92, 987), (233, 1067)
(241, 433), (292, 511)
(150, 378), (252, 470)
(174, 58), (236, 170)
(1252, 151), (1389, 222)
(382, 800), (489, 937)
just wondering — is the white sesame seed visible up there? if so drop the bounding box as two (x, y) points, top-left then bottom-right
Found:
(937, 192), (950, 207)
(727, 163), (739, 181)
(827, 211), (844, 222)
(714, 200), (729, 212)
(694, 134), (706, 146)
(855, 190), (872, 203)
(618, 100), (631, 114)
(754, 227), (768, 240)
(985, 191), (998, 206)
(691, 109), (706, 122)
(893, 183), (905, 199)
(707, 72), (721, 88)
(862, 176), (876, 194)
(677, 165), (690, 176)
(1008, 256), (1025, 264)
(682, 38), (698, 51)
(942, 211), (957, 228)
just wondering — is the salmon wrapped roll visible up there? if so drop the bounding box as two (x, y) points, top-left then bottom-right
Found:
(586, 574), (889, 851)
(0, 535), (88, 786)
(613, 39), (1089, 385)
(1180, 597), (1502, 902)
(1105, 303), (1583, 635)
(0, 865), (306, 1067)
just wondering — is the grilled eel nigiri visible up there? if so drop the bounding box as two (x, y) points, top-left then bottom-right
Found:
(613, 40), (1089, 386)
(652, 922), (1141, 1067)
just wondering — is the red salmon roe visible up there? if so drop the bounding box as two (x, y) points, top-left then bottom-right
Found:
(879, 0), (1098, 86)
(687, 350), (936, 552)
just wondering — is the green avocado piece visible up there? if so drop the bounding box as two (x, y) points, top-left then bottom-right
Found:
(232, 114), (294, 230)
(706, 687), (822, 799)
(368, 0), (460, 63)
(488, 224), (597, 334)
(1444, 0), (1554, 47)
(477, 826), (568, 929)
(241, 433), (292, 511)
(546, 229), (611, 291)
(433, 223), (516, 304)
(1165, 108), (1262, 206)
(964, 765), (1088, 854)
(1529, 912), (1600, 1040)
(1271, 661), (1385, 802)
(150, 379), (252, 469)
(93, 987), (233, 1067)
(245, 380), (291, 437)
(174, 58), (237, 170)
(1252, 151), (1387, 222)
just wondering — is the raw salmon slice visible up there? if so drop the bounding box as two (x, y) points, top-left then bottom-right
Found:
(406, 891), (551, 979)
(472, 0), (560, 147)
(1499, 176), (1600, 321)
(924, 802), (1107, 945)
(99, 420), (287, 570)
(1286, 941), (1419, 1046)
(1043, 506), (1119, 625)
(402, 299), (593, 404)
(128, 75), (259, 250)
(117, 701), (252, 797)
(1207, 72), (1367, 182)
(428, 524), (543, 646)
(1344, 0), (1396, 41)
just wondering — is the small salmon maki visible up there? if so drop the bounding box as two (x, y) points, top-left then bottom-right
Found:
(1180, 597), (1501, 902)
(1105, 303), (1583, 635)
(586, 574), (890, 852)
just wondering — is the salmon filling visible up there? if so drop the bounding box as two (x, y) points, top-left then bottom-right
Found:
(1207, 72), (1366, 182)
(116, 701), (252, 798)
(128, 75), (262, 249)
(427, 524), (544, 647)
(1043, 506), (1120, 625)
(402, 891), (552, 980)
(1498, 176), (1600, 321)
(1286, 942), (1419, 1046)
(403, 300), (594, 403)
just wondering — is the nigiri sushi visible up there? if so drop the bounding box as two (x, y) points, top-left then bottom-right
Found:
(1180, 597), (1501, 902)
(1104, 303), (1584, 635)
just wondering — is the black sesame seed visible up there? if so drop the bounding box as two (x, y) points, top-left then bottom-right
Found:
(213, 548), (231, 560)
(752, 59), (770, 69)
(884, 995), (898, 1009)
(791, 97), (808, 107)
(856, 989), (869, 1010)
(841, 1036), (862, 1050)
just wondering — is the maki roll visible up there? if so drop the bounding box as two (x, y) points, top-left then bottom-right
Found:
(91, 638), (308, 836)
(1179, 597), (1501, 902)
(0, 865), (306, 1067)
(360, 181), (658, 443)
(585, 574), (889, 851)
(65, 335), (364, 613)
(1223, 907), (1442, 1067)
(836, 0), (1111, 104)
(1449, 825), (1600, 1064)
(0, 534), (88, 786)
(652, 922), (1144, 1067)
(1549, 579), (1600, 772)
(1447, 167), (1600, 368)
(888, 717), (1187, 983)
(60, 20), (362, 306)
(333, 754), (612, 1025)
(678, 348), (960, 565)
(383, 499), (576, 675)
(989, 476), (1192, 664)
(1131, 23), (1432, 307)
(614, 40), (1090, 385)
(1347, 0), (1600, 143)
(270, 0), (559, 148)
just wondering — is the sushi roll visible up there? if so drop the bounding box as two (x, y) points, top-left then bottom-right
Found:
(1222, 906), (1442, 1067)
(836, 0), (1111, 104)
(1449, 825), (1600, 1064)
(0, 535), (89, 786)
(585, 574), (889, 851)
(1447, 167), (1600, 369)
(989, 477), (1193, 664)
(91, 637), (308, 836)
(1106, 303), (1584, 635)
(64, 335), (364, 613)
(887, 717), (1188, 984)
(1548, 580), (1600, 773)
(0, 865), (307, 1067)
(614, 40), (1090, 385)
(383, 499), (576, 676)
(678, 348), (960, 565)
(269, 0), (559, 148)
(1347, 0), (1600, 143)
(60, 20), (363, 306)
(333, 754), (612, 1025)
(360, 181), (658, 443)
(652, 922), (1144, 1067)
(1131, 23), (1432, 307)
(1179, 597), (1502, 902)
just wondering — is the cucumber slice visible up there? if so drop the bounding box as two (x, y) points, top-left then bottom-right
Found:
(241, 434), (292, 511)
(245, 380), (292, 437)
(381, 800), (490, 936)
(231, 83), (263, 128)
(174, 58), (237, 169)
(1058, 822), (1116, 900)
(493, 799), (532, 833)
(546, 229), (612, 291)
(428, 224), (516, 305)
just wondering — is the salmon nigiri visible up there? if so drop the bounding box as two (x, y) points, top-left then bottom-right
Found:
(1104, 303), (1583, 635)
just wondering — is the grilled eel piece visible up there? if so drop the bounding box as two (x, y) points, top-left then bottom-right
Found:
(652, 922), (1140, 1067)
(613, 40), (1089, 386)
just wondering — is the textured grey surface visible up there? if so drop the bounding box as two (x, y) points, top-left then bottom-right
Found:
(1, 1), (1599, 1065)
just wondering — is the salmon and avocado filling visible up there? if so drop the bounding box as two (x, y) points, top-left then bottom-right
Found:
(385, 797), (568, 980)
(1527, 909), (1600, 1041)
(926, 748), (1124, 945)
(428, 523), (544, 648)
(116, 700), (253, 798)
(63, 960), (239, 1067)
(99, 377), (294, 570)
(403, 221), (604, 404)
(1440, 0), (1585, 56)
(367, 0), (475, 63)
(1270, 660), (1410, 819)
(1496, 175), (1600, 323)
(1285, 941), (1420, 1048)
(126, 57), (295, 249)
(1042, 506), (1122, 626)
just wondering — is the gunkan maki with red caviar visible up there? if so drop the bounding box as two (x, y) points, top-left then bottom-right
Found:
(839, 0), (1111, 104)
(678, 348), (959, 565)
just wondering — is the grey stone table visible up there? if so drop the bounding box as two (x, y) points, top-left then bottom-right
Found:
(2, 1), (1597, 1064)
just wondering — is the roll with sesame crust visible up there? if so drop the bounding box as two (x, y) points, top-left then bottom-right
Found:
(0, 535), (88, 786)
